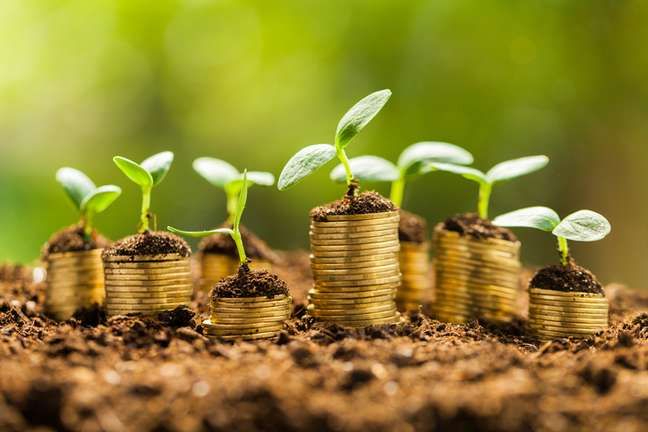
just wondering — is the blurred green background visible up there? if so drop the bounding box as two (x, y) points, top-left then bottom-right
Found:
(1, 0), (646, 289)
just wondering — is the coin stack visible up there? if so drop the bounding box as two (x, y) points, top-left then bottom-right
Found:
(433, 228), (521, 323)
(103, 253), (192, 316)
(397, 241), (431, 311)
(203, 294), (292, 340)
(308, 211), (401, 327)
(200, 253), (271, 291)
(45, 249), (105, 320)
(527, 287), (608, 340)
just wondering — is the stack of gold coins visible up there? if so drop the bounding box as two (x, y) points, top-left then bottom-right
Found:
(308, 211), (401, 327)
(103, 254), (192, 316)
(200, 254), (271, 291)
(45, 249), (105, 320)
(528, 287), (608, 340)
(433, 229), (521, 323)
(397, 241), (431, 311)
(203, 294), (292, 340)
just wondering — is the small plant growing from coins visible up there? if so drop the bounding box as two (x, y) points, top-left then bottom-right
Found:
(113, 151), (174, 232)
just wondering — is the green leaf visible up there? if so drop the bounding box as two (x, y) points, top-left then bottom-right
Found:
(426, 162), (487, 184)
(193, 157), (240, 188)
(56, 167), (96, 210)
(167, 226), (234, 238)
(278, 144), (337, 190)
(113, 156), (153, 188)
(552, 210), (611, 242)
(486, 155), (549, 183)
(141, 151), (174, 186)
(493, 206), (561, 232)
(245, 171), (275, 186)
(335, 89), (391, 148)
(233, 170), (249, 231)
(398, 142), (474, 176)
(330, 156), (398, 183)
(81, 185), (122, 214)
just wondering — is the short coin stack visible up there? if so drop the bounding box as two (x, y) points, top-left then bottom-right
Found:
(308, 211), (401, 327)
(200, 253), (271, 291)
(45, 249), (105, 320)
(528, 287), (609, 340)
(203, 295), (292, 340)
(433, 228), (521, 323)
(103, 253), (192, 316)
(396, 241), (431, 311)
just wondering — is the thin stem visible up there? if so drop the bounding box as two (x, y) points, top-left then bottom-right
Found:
(231, 228), (248, 265)
(390, 175), (405, 208)
(336, 146), (354, 186)
(139, 186), (151, 233)
(225, 190), (237, 224)
(478, 182), (492, 219)
(82, 212), (94, 238)
(557, 236), (569, 266)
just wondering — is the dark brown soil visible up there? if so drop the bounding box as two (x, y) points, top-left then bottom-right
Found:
(199, 224), (279, 263)
(398, 210), (427, 243)
(531, 263), (604, 294)
(310, 191), (396, 222)
(213, 266), (289, 299)
(103, 231), (191, 258)
(441, 212), (517, 242)
(41, 224), (109, 258)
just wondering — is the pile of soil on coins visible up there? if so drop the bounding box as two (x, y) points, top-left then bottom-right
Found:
(398, 210), (427, 243)
(531, 263), (604, 294)
(310, 191), (396, 221)
(198, 224), (279, 263)
(213, 267), (289, 299)
(42, 225), (109, 257)
(1, 259), (647, 431)
(103, 231), (191, 258)
(441, 213), (517, 242)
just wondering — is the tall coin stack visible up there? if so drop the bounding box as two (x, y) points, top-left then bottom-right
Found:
(203, 294), (292, 340)
(45, 249), (105, 320)
(433, 228), (521, 323)
(308, 211), (401, 327)
(397, 242), (431, 311)
(200, 254), (271, 291)
(527, 287), (608, 340)
(103, 253), (192, 316)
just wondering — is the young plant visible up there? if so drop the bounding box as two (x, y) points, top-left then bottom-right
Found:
(168, 171), (250, 267)
(329, 142), (474, 207)
(56, 168), (122, 237)
(277, 89), (391, 193)
(428, 155), (549, 219)
(493, 207), (611, 266)
(113, 151), (174, 233)
(193, 157), (274, 224)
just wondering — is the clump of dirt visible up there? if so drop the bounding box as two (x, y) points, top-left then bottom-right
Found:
(103, 231), (191, 258)
(530, 263), (604, 294)
(42, 224), (109, 257)
(399, 210), (427, 243)
(441, 212), (517, 242)
(199, 224), (278, 263)
(310, 191), (396, 221)
(213, 266), (289, 299)
(0, 263), (31, 283)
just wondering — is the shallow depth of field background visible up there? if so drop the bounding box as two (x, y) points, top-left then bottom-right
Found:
(0, 0), (646, 289)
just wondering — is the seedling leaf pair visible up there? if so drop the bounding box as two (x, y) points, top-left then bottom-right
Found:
(278, 89), (391, 191)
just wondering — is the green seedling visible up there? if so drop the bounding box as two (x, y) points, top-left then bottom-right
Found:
(277, 89), (391, 193)
(193, 157), (274, 223)
(428, 155), (549, 219)
(56, 168), (122, 237)
(168, 170), (250, 267)
(329, 142), (473, 207)
(493, 206), (611, 266)
(113, 151), (174, 233)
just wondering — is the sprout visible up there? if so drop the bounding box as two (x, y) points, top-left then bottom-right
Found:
(329, 142), (473, 207)
(428, 156), (549, 219)
(493, 206), (611, 266)
(168, 170), (250, 267)
(277, 89), (391, 192)
(56, 167), (122, 237)
(113, 151), (174, 233)
(193, 157), (274, 223)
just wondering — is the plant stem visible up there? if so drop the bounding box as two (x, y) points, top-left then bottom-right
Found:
(336, 147), (354, 186)
(139, 186), (151, 233)
(390, 175), (405, 208)
(82, 212), (94, 238)
(225, 190), (237, 224)
(478, 182), (492, 219)
(557, 236), (569, 266)
(231, 228), (248, 265)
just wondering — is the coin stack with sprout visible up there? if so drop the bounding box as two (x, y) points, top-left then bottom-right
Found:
(397, 242), (431, 311)
(200, 254), (271, 291)
(527, 288), (608, 340)
(433, 228), (521, 323)
(103, 253), (192, 316)
(203, 294), (292, 340)
(45, 249), (105, 320)
(308, 211), (401, 327)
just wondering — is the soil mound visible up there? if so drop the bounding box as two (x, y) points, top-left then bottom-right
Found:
(310, 191), (395, 221)
(531, 263), (604, 294)
(441, 213), (517, 242)
(103, 231), (191, 258)
(398, 210), (427, 243)
(213, 268), (289, 299)
(42, 225), (109, 257)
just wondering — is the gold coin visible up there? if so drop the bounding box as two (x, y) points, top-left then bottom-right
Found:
(104, 266), (190, 275)
(206, 320), (286, 330)
(314, 275), (401, 287)
(103, 260), (189, 270)
(214, 295), (288, 303)
(434, 285), (517, 300)
(212, 315), (288, 324)
(309, 229), (397, 240)
(106, 305), (188, 314)
(527, 321), (607, 334)
(528, 293), (607, 304)
(104, 270), (191, 280)
(435, 261), (520, 278)
(529, 288), (606, 299)
(104, 278), (191, 288)
(433, 302), (517, 315)
(308, 293), (394, 304)
(529, 327), (601, 339)
(320, 211), (399, 221)
(314, 314), (400, 327)
(103, 254), (188, 263)
(310, 259), (397, 271)
(310, 304), (396, 316)
(436, 276), (519, 292)
(311, 263), (398, 275)
(207, 330), (280, 341)
(527, 304), (609, 316)
(106, 297), (190, 306)
(527, 315), (608, 327)
(211, 301), (291, 310)
(435, 230), (521, 250)
(310, 307), (397, 319)
(204, 325), (283, 336)
(310, 253), (398, 264)
(311, 218), (400, 229)
(313, 269), (400, 282)
(308, 287), (395, 299)
(104, 283), (193, 292)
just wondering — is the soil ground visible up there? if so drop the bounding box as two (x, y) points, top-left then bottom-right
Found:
(1, 254), (647, 432)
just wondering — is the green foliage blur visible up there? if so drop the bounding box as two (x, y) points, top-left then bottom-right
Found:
(1, 0), (647, 288)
